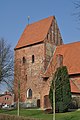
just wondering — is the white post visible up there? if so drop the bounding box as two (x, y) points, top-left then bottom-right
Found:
(17, 98), (19, 116)
(53, 78), (55, 120)
(17, 80), (20, 116)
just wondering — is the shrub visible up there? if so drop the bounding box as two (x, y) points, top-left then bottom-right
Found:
(69, 97), (78, 109)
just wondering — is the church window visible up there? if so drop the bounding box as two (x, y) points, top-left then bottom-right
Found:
(32, 55), (34, 63)
(23, 57), (26, 64)
(47, 34), (48, 39)
(27, 89), (32, 99)
(25, 75), (27, 81)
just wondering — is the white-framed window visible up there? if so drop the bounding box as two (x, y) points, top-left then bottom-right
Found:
(27, 89), (32, 99)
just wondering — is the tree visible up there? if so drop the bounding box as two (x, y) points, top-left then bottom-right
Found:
(7, 79), (14, 93)
(14, 58), (22, 116)
(0, 38), (13, 89)
(49, 66), (72, 113)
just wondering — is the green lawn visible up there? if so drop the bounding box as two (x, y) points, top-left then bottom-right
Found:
(0, 109), (80, 120)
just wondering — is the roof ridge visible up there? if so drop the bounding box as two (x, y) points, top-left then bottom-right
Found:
(57, 41), (80, 48)
(28, 16), (54, 26)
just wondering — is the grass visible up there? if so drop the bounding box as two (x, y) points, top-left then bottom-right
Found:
(0, 109), (53, 120)
(56, 110), (80, 120)
(0, 109), (80, 120)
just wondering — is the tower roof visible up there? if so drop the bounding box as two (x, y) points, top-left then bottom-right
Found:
(15, 16), (54, 49)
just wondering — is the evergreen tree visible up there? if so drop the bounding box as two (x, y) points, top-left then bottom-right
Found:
(49, 66), (72, 113)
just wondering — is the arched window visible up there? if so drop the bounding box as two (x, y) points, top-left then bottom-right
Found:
(27, 89), (32, 99)
(23, 57), (26, 64)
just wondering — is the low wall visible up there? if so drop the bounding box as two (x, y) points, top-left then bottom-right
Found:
(0, 114), (42, 120)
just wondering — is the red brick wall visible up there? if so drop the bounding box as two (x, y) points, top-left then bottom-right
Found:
(14, 43), (45, 104)
(40, 77), (52, 109)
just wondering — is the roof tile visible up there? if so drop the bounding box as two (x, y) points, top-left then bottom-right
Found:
(44, 41), (80, 76)
(70, 79), (80, 93)
(15, 16), (54, 49)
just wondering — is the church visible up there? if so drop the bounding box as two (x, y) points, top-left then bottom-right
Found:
(14, 16), (80, 109)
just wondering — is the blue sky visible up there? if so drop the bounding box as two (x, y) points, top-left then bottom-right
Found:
(0, 0), (80, 92)
(0, 0), (80, 49)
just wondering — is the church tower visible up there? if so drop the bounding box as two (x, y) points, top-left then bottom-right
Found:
(14, 16), (63, 108)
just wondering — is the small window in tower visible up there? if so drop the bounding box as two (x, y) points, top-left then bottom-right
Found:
(23, 57), (26, 64)
(25, 75), (27, 82)
(47, 33), (49, 40)
(32, 55), (34, 63)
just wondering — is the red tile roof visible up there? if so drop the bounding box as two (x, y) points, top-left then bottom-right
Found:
(43, 41), (80, 93)
(70, 79), (80, 93)
(15, 16), (54, 49)
(44, 41), (80, 76)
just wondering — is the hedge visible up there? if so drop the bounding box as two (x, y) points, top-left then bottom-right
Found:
(0, 114), (43, 120)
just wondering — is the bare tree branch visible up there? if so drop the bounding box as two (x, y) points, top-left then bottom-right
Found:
(0, 38), (14, 92)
